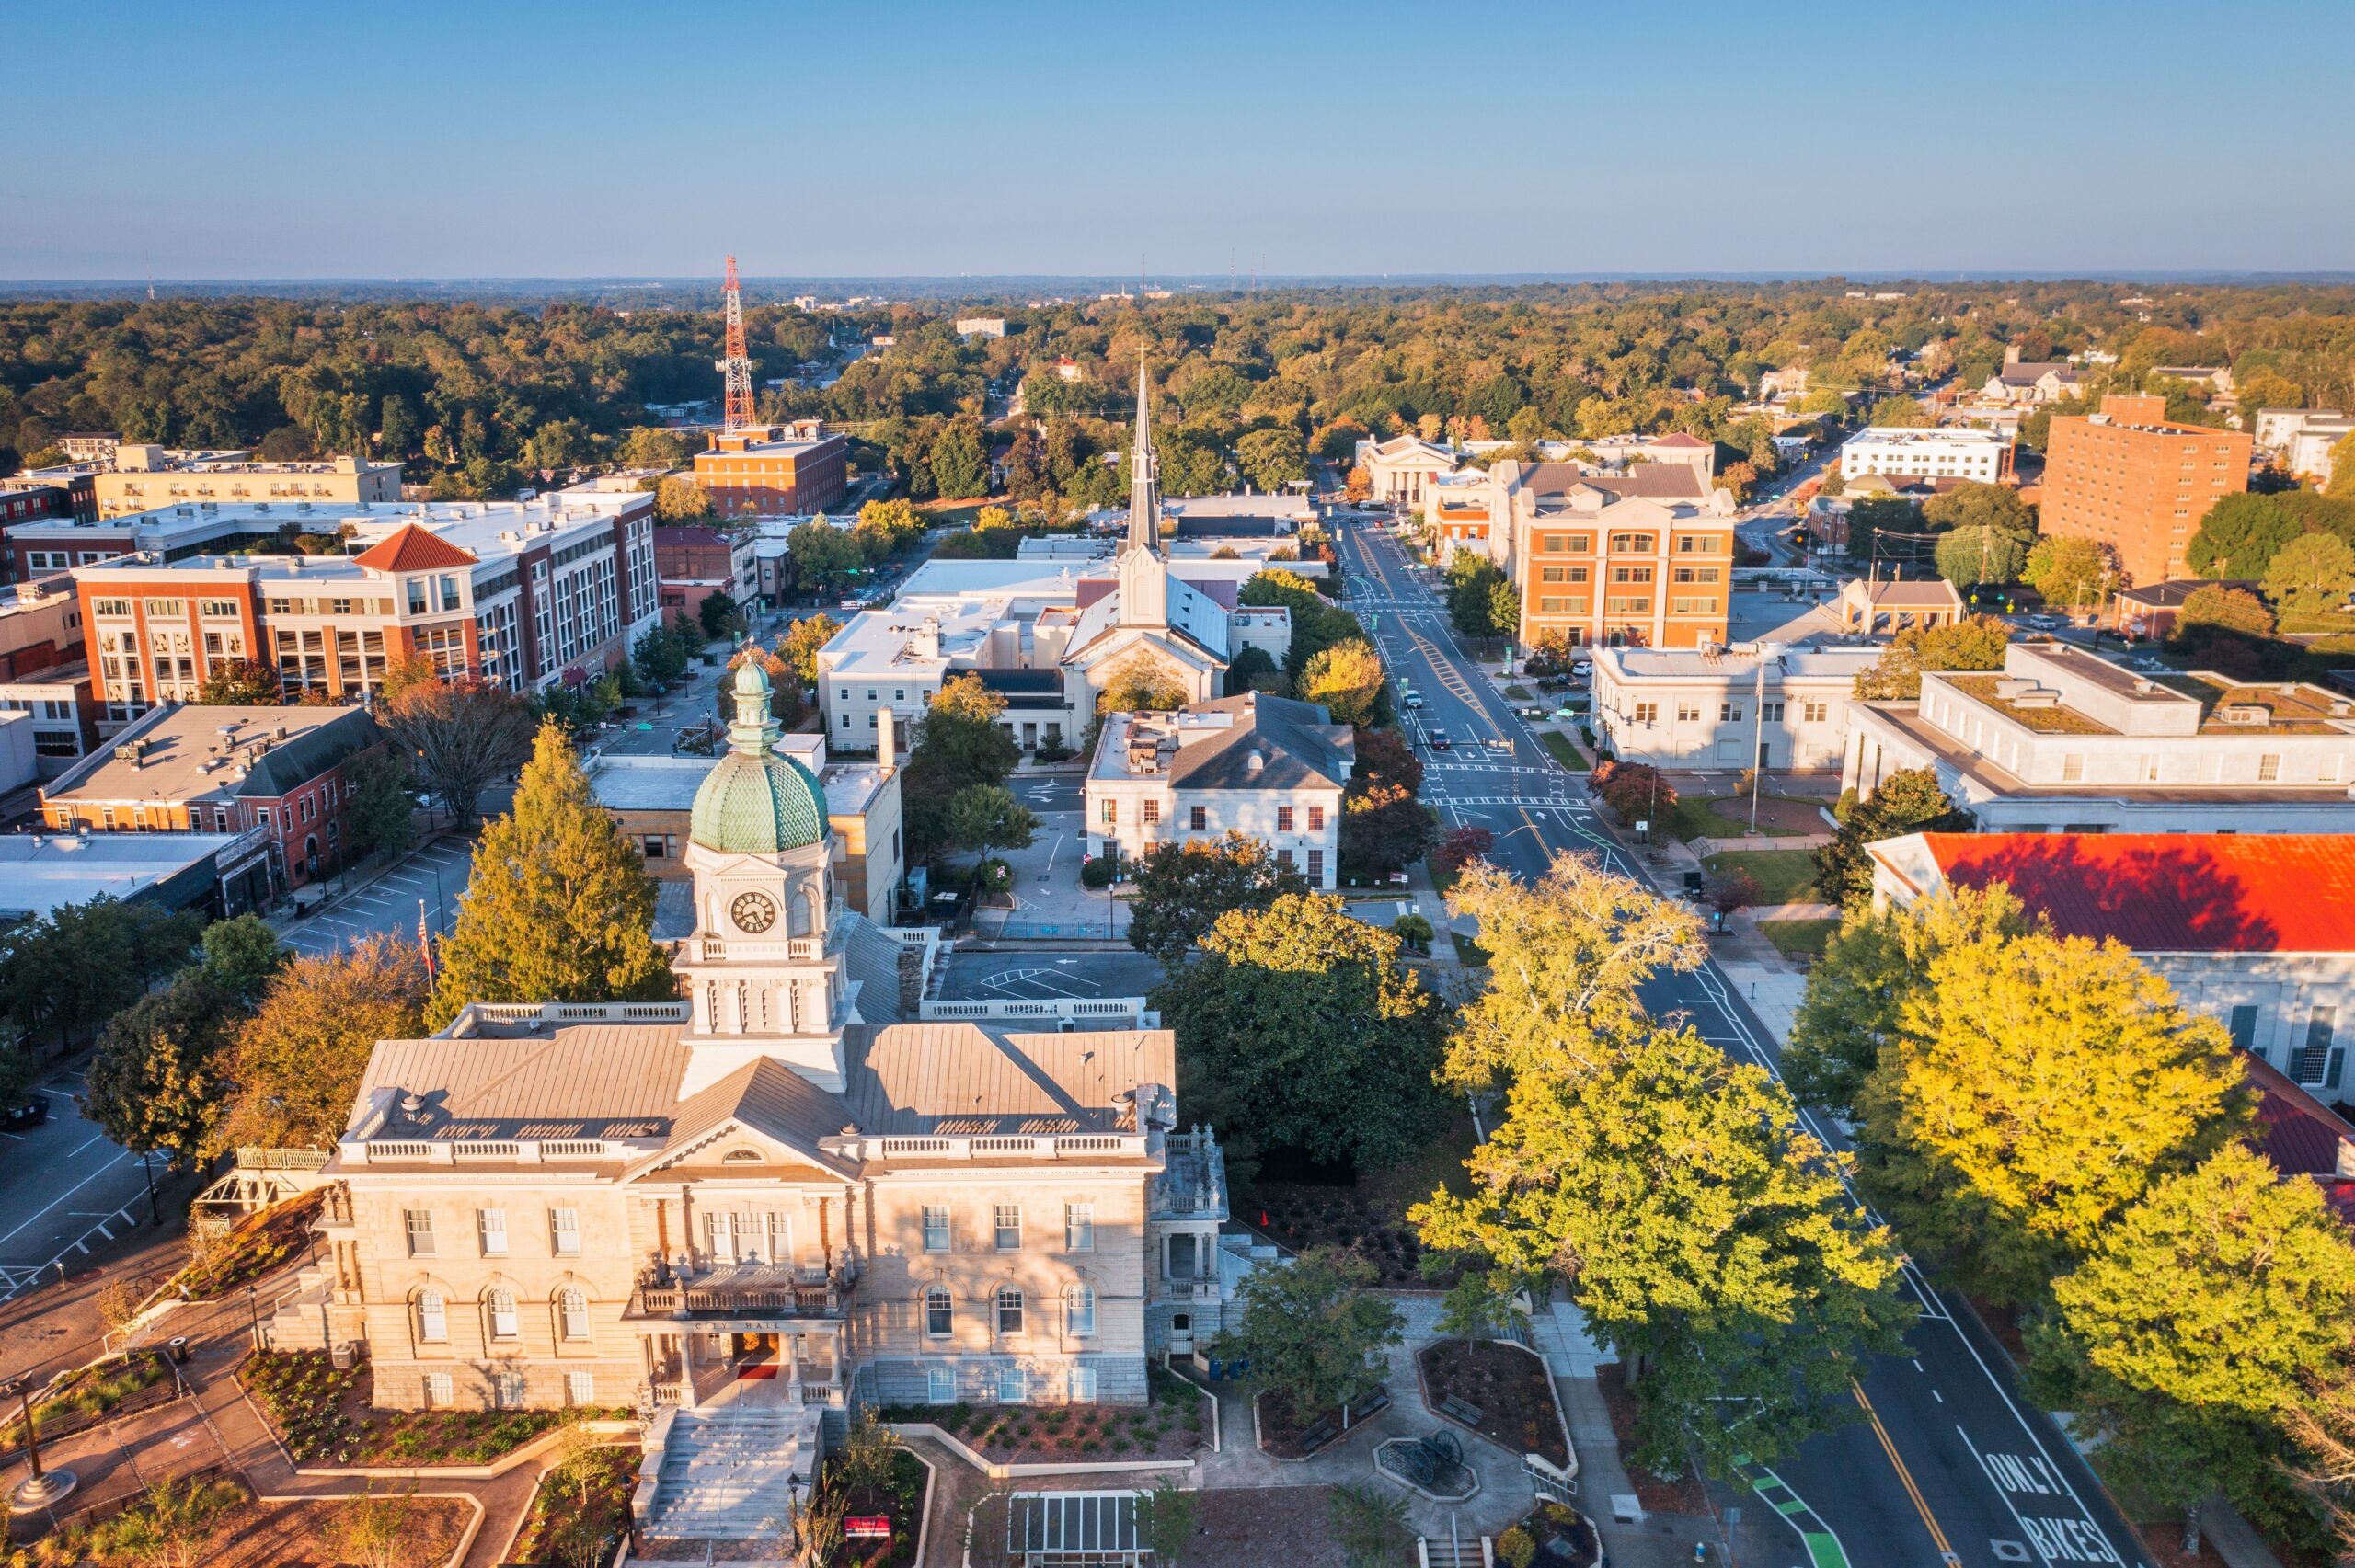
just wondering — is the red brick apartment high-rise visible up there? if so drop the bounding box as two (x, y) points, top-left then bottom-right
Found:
(2040, 394), (2252, 590)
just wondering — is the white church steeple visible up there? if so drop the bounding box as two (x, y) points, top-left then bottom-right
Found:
(1117, 354), (1169, 629)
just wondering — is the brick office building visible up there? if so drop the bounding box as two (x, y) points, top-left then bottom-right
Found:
(40, 703), (384, 895)
(2040, 394), (2253, 589)
(653, 524), (757, 623)
(690, 422), (849, 517)
(67, 494), (659, 729)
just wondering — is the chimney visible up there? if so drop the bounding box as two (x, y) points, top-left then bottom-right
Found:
(876, 705), (897, 773)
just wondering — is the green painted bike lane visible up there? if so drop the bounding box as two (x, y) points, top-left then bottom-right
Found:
(1744, 1462), (1851, 1568)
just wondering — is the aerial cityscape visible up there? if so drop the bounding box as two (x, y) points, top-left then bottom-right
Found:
(1, 4), (2353, 1567)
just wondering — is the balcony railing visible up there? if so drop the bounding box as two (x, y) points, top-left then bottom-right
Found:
(630, 1264), (853, 1320)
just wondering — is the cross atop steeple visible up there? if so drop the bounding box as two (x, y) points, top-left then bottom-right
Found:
(1127, 353), (1158, 555)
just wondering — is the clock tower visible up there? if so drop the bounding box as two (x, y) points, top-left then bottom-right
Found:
(675, 658), (852, 1097)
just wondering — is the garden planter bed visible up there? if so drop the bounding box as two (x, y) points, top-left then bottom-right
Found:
(825, 1447), (928, 1568)
(1256, 1385), (1389, 1459)
(1592, 1361), (1706, 1515)
(1418, 1337), (1571, 1470)
(1503, 1501), (1603, 1568)
(508, 1444), (640, 1565)
(1236, 1182), (1453, 1288)
(242, 1350), (620, 1467)
(175, 1190), (325, 1299)
(0, 1351), (178, 1462)
(883, 1369), (1208, 1464)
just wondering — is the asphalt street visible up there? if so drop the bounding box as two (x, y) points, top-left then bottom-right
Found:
(1336, 518), (2149, 1568)
(0, 1070), (170, 1310)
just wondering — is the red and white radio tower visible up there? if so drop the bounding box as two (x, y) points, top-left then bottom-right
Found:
(717, 255), (755, 432)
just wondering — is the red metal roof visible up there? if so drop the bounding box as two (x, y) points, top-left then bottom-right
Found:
(1919, 832), (2355, 955)
(352, 523), (479, 573)
(1650, 432), (1709, 448)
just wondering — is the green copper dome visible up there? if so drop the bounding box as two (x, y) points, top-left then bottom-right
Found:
(688, 658), (830, 854)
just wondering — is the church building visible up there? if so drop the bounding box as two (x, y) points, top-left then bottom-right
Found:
(812, 362), (1293, 753)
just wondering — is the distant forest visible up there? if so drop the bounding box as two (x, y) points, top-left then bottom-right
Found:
(5, 280), (2352, 508)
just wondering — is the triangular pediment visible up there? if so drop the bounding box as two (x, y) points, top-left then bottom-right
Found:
(625, 1116), (846, 1184)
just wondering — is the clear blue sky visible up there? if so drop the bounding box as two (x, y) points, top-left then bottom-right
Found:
(6, 0), (2348, 280)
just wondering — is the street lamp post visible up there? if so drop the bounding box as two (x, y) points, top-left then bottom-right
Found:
(247, 1283), (262, 1353)
(3, 1374), (76, 1512)
(140, 1150), (160, 1227)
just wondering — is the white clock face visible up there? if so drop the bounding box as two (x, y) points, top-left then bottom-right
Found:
(730, 891), (778, 933)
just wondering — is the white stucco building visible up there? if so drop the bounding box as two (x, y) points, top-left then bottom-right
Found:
(1838, 426), (2014, 486)
(1590, 643), (1882, 773)
(1844, 641), (2355, 833)
(1870, 831), (2355, 1102)
(1086, 694), (1354, 887)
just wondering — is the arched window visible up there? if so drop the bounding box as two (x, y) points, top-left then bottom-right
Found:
(995, 1287), (1024, 1336)
(416, 1288), (446, 1343)
(487, 1288), (518, 1340)
(925, 1288), (953, 1338)
(792, 884), (819, 938)
(1064, 1284), (1096, 1338)
(557, 1288), (590, 1341)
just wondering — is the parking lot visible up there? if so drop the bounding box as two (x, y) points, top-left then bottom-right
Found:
(281, 835), (476, 959)
(933, 948), (1169, 1003)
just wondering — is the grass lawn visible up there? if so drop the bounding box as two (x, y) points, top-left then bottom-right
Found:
(1703, 848), (1819, 906)
(1757, 918), (1838, 961)
(1503, 682), (1533, 700)
(1537, 730), (1590, 772)
(1451, 931), (1492, 966)
(2277, 610), (2355, 635)
(915, 500), (992, 527)
(1667, 793), (1821, 841)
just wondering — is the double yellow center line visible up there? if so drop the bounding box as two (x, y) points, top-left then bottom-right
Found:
(1851, 1377), (1959, 1563)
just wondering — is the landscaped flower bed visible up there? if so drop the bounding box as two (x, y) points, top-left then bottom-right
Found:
(176, 1190), (325, 1299)
(0, 1351), (175, 1458)
(242, 1350), (621, 1467)
(1237, 1182), (1453, 1288)
(881, 1365), (1208, 1463)
(1419, 1338), (1570, 1469)
(508, 1443), (641, 1564)
(1256, 1384), (1389, 1459)
(827, 1447), (927, 1568)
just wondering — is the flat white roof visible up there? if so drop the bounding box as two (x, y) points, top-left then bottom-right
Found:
(1842, 427), (2008, 448)
(0, 831), (246, 921)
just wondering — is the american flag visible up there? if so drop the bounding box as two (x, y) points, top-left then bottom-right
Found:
(418, 898), (437, 977)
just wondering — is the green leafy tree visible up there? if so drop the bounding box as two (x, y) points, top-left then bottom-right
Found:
(1855, 925), (2249, 1304)
(1224, 644), (1278, 695)
(1488, 579), (1521, 641)
(214, 933), (431, 1154)
(2173, 583), (2275, 640)
(2024, 533), (2121, 607)
(1221, 1246), (1403, 1420)
(1235, 428), (1307, 492)
(619, 427), (694, 469)
(777, 613), (842, 687)
(1445, 555), (1506, 639)
(787, 517), (867, 596)
(1299, 637), (1384, 726)
(1134, 1480), (1198, 1567)
(2263, 530), (2355, 616)
(1922, 481), (2035, 540)
(81, 975), (236, 1170)
(1813, 769), (1969, 907)
(943, 784), (1038, 876)
(928, 418), (989, 498)
(426, 722), (675, 1027)
(193, 914), (287, 1005)
(1126, 831), (1313, 967)
(902, 674), (1020, 863)
(193, 658), (281, 704)
(1934, 525), (2029, 587)
(1843, 496), (1923, 563)
(697, 588), (744, 640)
(633, 620), (693, 686)
(1588, 758), (1674, 823)
(1417, 1023), (1912, 1477)
(1152, 893), (1448, 1175)
(340, 746), (419, 863)
(1867, 395), (1933, 428)
(1784, 886), (2029, 1116)
(653, 475), (714, 522)
(1851, 616), (2009, 700)
(2328, 430), (2355, 499)
(2028, 1143), (2355, 1540)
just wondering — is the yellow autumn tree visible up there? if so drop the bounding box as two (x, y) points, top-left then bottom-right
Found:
(426, 721), (676, 1027)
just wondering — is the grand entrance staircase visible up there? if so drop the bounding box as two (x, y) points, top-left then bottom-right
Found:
(637, 1398), (825, 1545)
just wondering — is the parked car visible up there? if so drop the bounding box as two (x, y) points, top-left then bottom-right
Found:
(1428, 728), (1453, 751)
(1571, 658), (1593, 679)
(3, 1098), (50, 1131)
